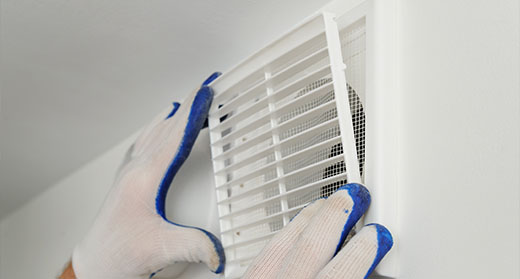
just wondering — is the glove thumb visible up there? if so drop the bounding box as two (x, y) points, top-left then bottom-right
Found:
(157, 222), (225, 274)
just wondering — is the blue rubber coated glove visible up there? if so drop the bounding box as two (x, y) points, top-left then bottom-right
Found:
(72, 73), (225, 279)
(244, 183), (393, 279)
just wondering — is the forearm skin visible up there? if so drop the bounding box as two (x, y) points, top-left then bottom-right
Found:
(59, 261), (76, 279)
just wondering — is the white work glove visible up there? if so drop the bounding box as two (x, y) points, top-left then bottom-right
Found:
(243, 183), (393, 279)
(72, 73), (225, 279)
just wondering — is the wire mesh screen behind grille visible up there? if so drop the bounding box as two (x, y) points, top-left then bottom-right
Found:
(207, 14), (366, 278)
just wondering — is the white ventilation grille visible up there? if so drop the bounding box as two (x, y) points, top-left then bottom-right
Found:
(207, 13), (366, 278)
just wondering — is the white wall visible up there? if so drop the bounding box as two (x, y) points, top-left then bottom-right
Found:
(396, 0), (519, 278)
(0, 0), (518, 278)
(0, 221), (3, 277)
(0, 134), (136, 278)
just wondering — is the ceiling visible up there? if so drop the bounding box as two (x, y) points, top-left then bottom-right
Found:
(0, 0), (332, 219)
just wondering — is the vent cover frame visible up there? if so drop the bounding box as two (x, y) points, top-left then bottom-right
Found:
(207, 1), (398, 277)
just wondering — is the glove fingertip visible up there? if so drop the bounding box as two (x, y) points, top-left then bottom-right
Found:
(334, 183), (372, 254)
(368, 223), (394, 254)
(363, 223), (393, 278)
(201, 229), (226, 274)
(202, 72), (222, 86)
(337, 183), (371, 211)
(190, 86), (214, 127)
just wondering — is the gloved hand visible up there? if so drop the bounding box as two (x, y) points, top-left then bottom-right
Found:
(243, 183), (393, 279)
(72, 73), (225, 279)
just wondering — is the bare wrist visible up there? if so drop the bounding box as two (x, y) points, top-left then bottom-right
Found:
(59, 260), (76, 279)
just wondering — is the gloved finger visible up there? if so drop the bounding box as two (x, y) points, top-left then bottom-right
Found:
(243, 198), (327, 279)
(153, 84), (214, 218)
(278, 183), (371, 279)
(132, 72), (220, 158)
(201, 71), (221, 86)
(200, 72), (221, 128)
(316, 224), (393, 279)
(157, 221), (225, 274)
